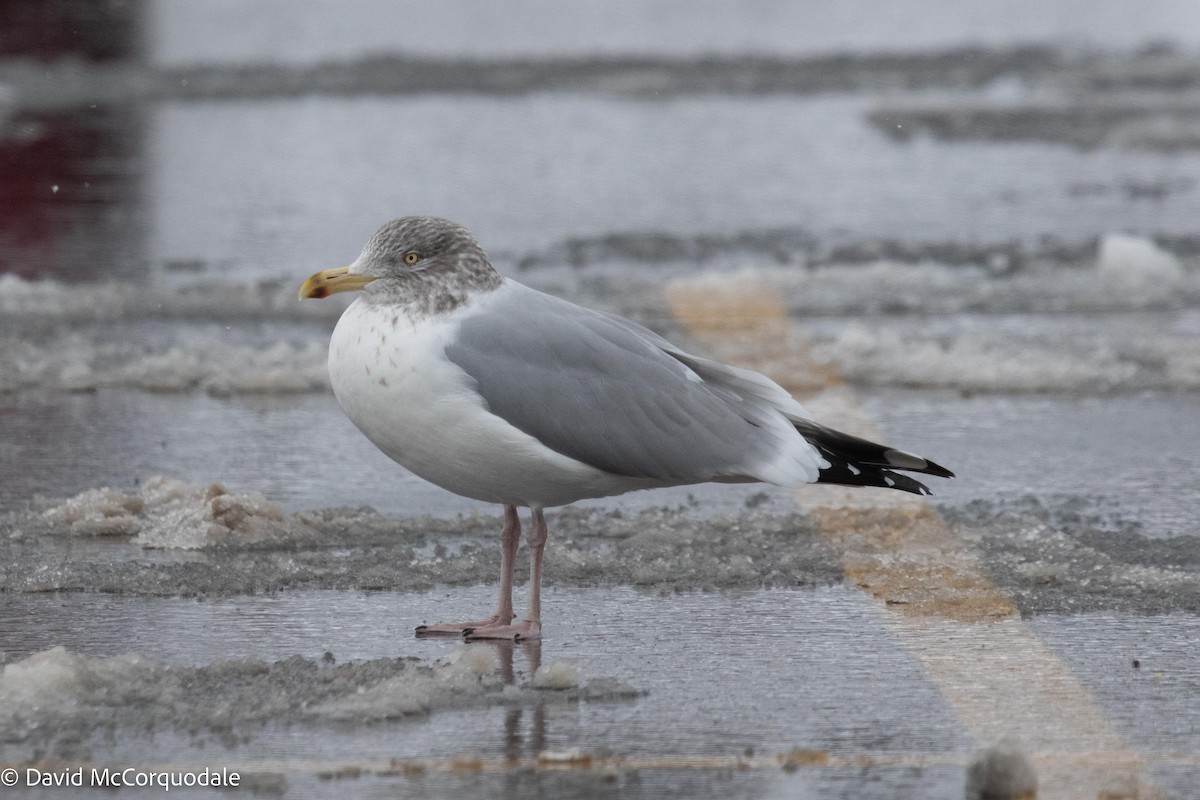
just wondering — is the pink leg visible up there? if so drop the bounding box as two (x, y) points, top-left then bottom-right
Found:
(415, 505), (520, 637)
(466, 507), (546, 641)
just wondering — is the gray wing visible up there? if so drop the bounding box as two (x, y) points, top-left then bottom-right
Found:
(592, 309), (817, 424)
(443, 282), (819, 485)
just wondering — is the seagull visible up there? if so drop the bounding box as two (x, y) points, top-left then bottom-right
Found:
(300, 217), (953, 641)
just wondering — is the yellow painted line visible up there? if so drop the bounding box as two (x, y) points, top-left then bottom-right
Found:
(664, 279), (1159, 800)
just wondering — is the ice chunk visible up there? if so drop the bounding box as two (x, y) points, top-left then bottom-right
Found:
(530, 661), (582, 690)
(309, 675), (432, 719)
(0, 646), (154, 715)
(444, 645), (498, 685)
(39, 477), (319, 549)
(309, 647), (501, 720)
(0, 646), (637, 747)
(42, 488), (145, 536)
(1098, 233), (1184, 284)
(537, 748), (590, 765)
(0, 646), (92, 709)
(140, 476), (321, 549)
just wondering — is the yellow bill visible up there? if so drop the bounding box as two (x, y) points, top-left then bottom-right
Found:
(298, 266), (377, 300)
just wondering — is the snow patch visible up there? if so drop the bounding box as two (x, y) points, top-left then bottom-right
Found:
(810, 324), (1200, 393)
(0, 273), (341, 324)
(5, 255), (1200, 397)
(726, 259), (1200, 317)
(0, 336), (329, 395)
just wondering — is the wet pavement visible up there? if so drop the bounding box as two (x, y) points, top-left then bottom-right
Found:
(3, 2), (1200, 799)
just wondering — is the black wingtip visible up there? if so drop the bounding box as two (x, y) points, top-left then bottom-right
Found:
(880, 447), (955, 478)
(916, 458), (955, 480)
(814, 461), (938, 495)
(794, 419), (954, 493)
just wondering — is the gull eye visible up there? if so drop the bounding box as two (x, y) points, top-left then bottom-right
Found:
(403, 251), (422, 265)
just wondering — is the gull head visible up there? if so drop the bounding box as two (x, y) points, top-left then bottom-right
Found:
(299, 216), (495, 301)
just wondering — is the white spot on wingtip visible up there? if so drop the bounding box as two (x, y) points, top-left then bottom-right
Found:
(848, 464), (861, 476)
(883, 475), (895, 487)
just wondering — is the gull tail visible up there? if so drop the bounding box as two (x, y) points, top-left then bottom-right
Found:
(791, 419), (954, 497)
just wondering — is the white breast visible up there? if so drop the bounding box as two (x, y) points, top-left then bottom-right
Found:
(328, 293), (647, 507)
